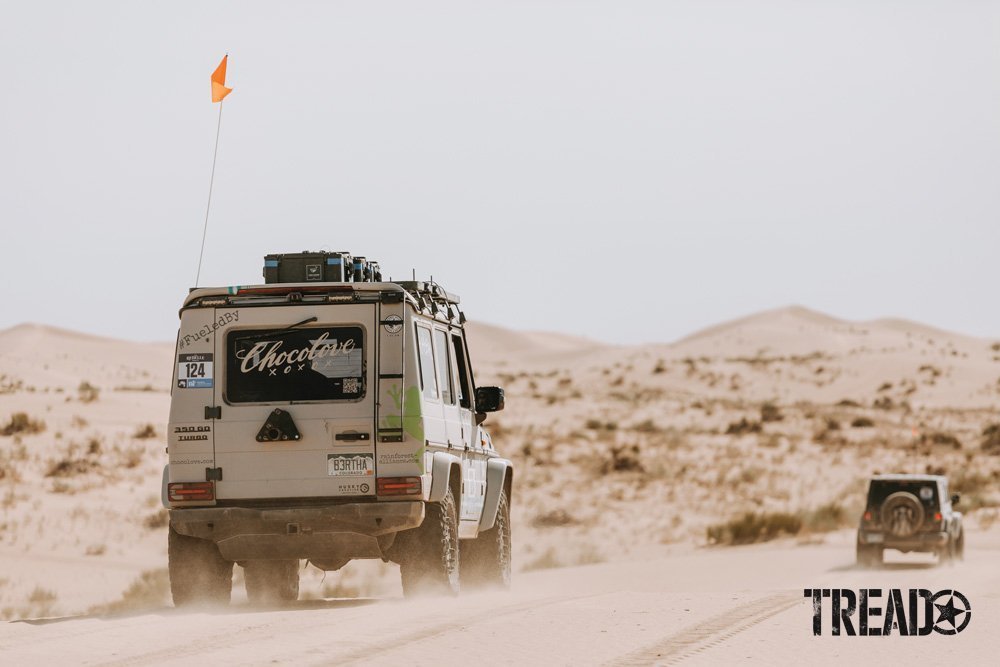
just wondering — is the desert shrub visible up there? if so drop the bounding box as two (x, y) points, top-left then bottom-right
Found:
(921, 431), (961, 449)
(46, 457), (99, 478)
(837, 399), (861, 407)
(725, 418), (762, 435)
(873, 396), (893, 410)
(133, 424), (157, 439)
(90, 569), (169, 614)
(1, 413), (45, 436)
(46, 442), (101, 478)
(652, 360), (667, 374)
(77, 381), (100, 403)
(877, 382), (893, 392)
(802, 503), (847, 532)
(851, 417), (875, 428)
(706, 512), (802, 545)
(631, 419), (661, 433)
(585, 419), (618, 431)
(601, 444), (643, 473)
(531, 509), (579, 528)
(143, 509), (169, 529)
(825, 418), (841, 431)
(981, 424), (1000, 455)
(760, 402), (783, 423)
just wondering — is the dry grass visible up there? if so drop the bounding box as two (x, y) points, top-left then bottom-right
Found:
(706, 512), (803, 545)
(1, 412), (45, 436)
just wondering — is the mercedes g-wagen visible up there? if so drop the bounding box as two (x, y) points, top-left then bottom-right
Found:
(856, 474), (963, 567)
(163, 251), (512, 604)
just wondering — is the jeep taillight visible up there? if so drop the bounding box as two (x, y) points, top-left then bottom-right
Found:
(935, 512), (943, 521)
(377, 477), (421, 496)
(863, 511), (872, 521)
(168, 482), (214, 502)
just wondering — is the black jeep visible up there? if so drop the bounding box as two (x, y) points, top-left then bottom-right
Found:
(856, 474), (963, 567)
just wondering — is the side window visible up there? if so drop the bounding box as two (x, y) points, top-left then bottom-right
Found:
(451, 333), (471, 409)
(433, 329), (454, 405)
(416, 325), (438, 399)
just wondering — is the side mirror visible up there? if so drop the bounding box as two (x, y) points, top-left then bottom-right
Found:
(951, 493), (960, 506)
(475, 386), (505, 413)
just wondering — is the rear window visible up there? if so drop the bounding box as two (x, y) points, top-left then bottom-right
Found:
(226, 326), (365, 403)
(867, 480), (938, 507)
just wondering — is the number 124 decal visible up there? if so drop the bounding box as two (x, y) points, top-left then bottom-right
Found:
(178, 353), (214, 389)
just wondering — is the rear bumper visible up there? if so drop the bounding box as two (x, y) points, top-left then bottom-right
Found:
(858, 529), (948, 551)
(171, 501), (424, 562)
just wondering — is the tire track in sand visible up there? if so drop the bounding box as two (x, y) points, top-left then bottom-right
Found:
(609, 591), (803, 666)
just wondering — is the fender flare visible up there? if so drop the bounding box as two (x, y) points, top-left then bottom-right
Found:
(428, 451), (462, 504)
(479, 458), (513, 532)
(160, 465), (170, 508)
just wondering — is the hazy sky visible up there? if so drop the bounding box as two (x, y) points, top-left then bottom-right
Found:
(1, 1), (997, 344)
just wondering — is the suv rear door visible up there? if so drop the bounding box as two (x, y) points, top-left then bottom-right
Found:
(212, 303), (377, 500)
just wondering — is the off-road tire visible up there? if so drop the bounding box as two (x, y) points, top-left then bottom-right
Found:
(168, 525), (233, 606)
(856, 542), (883, 568)
(399, 487), (460, 597)
(461, 489), (511, 590)
(244, 560), (300, 604)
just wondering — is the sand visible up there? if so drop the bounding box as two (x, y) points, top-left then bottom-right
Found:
(1, 307), (998, 663)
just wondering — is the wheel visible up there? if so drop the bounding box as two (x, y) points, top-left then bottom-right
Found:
(244, 560), (300, 604)
(168, 525), (233, 606)
(955, 530), (965, 561)
(461, 489), (511, 590)
(398, 487), (460, 597)
(856, 542), (882, 568)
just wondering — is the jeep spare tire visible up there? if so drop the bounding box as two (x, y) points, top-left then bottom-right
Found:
(880, 491), (924, 537)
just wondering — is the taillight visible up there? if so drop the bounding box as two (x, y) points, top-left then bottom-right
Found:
(377, 476), (422, 496)
(934, 512), (942, 521)
(863, 511), (872, 521)
(168, 482), (214, 502)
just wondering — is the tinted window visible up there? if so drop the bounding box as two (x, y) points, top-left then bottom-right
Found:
(434, 329), (453, 404)
(227, 326), (364, 403)
(451, 334), (471, 409)
(416, 326), (438, 399)
(867, 480), (939, 508)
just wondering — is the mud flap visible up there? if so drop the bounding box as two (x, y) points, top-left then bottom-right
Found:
(479, 458), (512, 532)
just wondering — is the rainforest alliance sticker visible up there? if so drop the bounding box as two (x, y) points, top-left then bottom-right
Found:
(177, 353), (214, 389)
(327, 453), (374, 477)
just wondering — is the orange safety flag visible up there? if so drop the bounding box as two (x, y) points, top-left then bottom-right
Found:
(211, 55), (233, 103)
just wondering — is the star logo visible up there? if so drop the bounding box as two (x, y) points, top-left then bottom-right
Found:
(932, 590), (972, 634)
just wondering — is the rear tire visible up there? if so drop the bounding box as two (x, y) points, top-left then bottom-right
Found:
(168, 525), (233, 607)
(462, 489), (511, 590)
(399, 487), (460, 597)
(856, 542), (882, 568)
(244, 560), (300, 604)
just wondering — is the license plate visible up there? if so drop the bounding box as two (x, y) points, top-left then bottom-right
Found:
(328, 454), (374, 477)
(866, 533), (884, 544)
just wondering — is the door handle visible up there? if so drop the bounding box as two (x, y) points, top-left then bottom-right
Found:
(335, 432), (370, 442)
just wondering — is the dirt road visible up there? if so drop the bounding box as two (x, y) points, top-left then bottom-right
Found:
(2, 530), (997, 665)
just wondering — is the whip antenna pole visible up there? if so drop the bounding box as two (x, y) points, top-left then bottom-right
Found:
(195, 100), (224, 287)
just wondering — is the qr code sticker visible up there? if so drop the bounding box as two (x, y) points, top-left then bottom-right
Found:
(343, 377), (360, 394)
